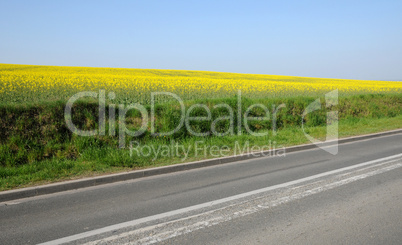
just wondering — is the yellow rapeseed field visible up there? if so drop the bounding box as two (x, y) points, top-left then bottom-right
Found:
(1, 64), (401, 104)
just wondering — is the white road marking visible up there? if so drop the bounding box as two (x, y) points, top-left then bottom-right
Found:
(38, 153), (402, 245)
(85, 160), (402, 244)
(0, 201), (20, 206)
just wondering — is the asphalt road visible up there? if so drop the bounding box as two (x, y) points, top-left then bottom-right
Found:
(160, 162), (402, 245)
(0, 133), (401, 244)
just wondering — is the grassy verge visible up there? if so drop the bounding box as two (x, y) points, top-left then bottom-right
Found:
(0, 94), (401, 190)
(1, 115), (401, 191)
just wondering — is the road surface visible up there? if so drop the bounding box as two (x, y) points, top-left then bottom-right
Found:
(0, 133), (401, 244)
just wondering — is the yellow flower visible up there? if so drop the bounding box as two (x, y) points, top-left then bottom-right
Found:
(0, 63), (401, 104)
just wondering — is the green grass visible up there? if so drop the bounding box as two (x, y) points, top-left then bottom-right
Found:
(0, 93), (401, 191)
(1, 115), (401, 191)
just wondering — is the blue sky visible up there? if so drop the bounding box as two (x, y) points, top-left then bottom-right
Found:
(1, 0), (401, 80)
